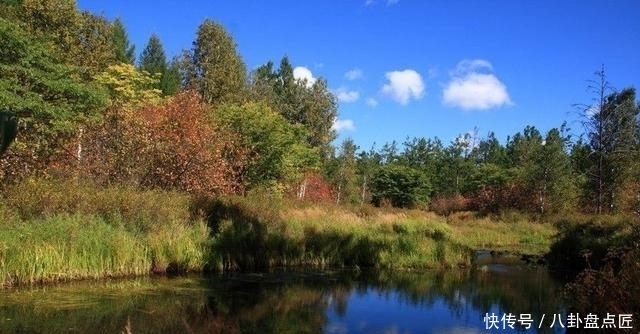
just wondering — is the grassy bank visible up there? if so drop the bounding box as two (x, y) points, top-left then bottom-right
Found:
(1, 178), (560, 287)
(207, 199), (472, 270)
(0, 178), (210, 288)
(202, 197), (557, 271)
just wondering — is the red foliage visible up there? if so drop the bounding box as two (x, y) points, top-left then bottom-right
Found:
(77, 90), (249, 195)
(293, 171), (336, 203)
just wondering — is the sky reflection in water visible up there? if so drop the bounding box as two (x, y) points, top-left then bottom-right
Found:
(0, 262), (566, 334)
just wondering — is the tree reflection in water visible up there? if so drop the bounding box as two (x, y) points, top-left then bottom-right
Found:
(0, 264), (566, 334)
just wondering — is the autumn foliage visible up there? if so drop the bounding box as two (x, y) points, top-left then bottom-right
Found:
(79, 90), (248, 195)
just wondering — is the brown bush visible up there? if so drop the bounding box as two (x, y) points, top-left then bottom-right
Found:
(431, 195), (471, 216)
(77, 90), (249, 195)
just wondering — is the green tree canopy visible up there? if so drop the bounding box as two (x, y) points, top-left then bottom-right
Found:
(370, 164), (431, 209)
(160, 58), (182, 96)
(184, 19), (247, 105)
(112, 17), (135, 64)
(215, 102), (318, 193)
(250, 56), (337, 159)
(0, 16), (107, 173)
(139, 34), (167, 76)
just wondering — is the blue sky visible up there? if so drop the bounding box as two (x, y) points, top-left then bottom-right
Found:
(77, 0), (640, 150)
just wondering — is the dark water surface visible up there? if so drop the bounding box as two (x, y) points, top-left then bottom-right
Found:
(0, 258), (567, 333)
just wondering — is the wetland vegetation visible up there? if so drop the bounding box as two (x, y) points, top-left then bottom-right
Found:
(0, 1), (639, 329)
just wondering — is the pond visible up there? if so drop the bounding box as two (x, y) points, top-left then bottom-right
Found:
(0, 256), (567, 333)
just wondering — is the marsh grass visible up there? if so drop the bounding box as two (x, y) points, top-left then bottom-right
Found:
(0, 178), (210, 287)
(202, 198), (555, 271)
(446, 213), (556, 255)
(0, 214), (149, 287)
(0, 178), (560, 286)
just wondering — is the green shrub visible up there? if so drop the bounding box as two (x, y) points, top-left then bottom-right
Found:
(370, 164), (431, 209)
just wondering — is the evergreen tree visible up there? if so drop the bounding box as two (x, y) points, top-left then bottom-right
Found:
(579, 67), (640, 213)
(250, 56), (337, 159)
(139, 34), (167, 75)
(112, 17), (135, 64)
(471, 132), (507, 166)
(370, 164), (431, 209)
(186, 19), (246, 104)
(138, 34), (181, 96)
(160, 58), (182, 96)
(0, 17), (107, 174)
(532, 126), (577, 213)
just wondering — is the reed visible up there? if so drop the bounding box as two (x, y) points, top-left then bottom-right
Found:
(0, 178), (210, 288)
(0, 178), (561, 287)
(202, 198), (478, 270)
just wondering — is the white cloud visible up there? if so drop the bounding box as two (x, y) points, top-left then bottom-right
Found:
(443, 59), (512, 111)
(366, 98), (378, 107)
(381, 69), (425, 105)
(332, 119), (356, 132)
(293, 66), (316, 87)
(451, 59), (493, 76)
(365, 0), (398, 6)
(335, 87), (360, 103)
(345, 68), (363, 81)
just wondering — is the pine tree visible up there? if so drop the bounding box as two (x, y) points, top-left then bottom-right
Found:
(250, 56), (337, 159)
(139, 34), (182, 96)
(334, 138), (360, 204)
(186, 19), (246, 104)
(160, 58), (182, 96)
(536, 126), (577, 213)
(112, 17), (135, 64)
(578, 67), (640, 213)
(139, 34), (167, 76)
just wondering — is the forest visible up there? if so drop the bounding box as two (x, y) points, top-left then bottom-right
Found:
(1, 1), (639, 318)
(1, 1), (639, 217)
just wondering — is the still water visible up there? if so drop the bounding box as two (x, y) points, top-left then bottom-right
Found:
(0, 257), (566, 334)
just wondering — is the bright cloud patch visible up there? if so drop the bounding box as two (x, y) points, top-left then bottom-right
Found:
(365, 0), (399, 7)
(293, 66), (316, 87)
(443, 59), (512, 110)
(332, 119), (355, 132)
(345, 68), (363, 80)
(335, 87), (360, 103)
(381, 69), (425, 105)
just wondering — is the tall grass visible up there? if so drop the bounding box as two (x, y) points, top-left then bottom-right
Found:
(446, 211), (557, 255)
(0, 214), (150, 286)
(0, 178), (210, 287)
(0, 177), (562, 287)
(201, 197), (477, 270)
(200, 196), (561, 271)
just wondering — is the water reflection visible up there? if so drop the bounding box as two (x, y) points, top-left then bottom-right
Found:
(0, 264), (566, 333)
